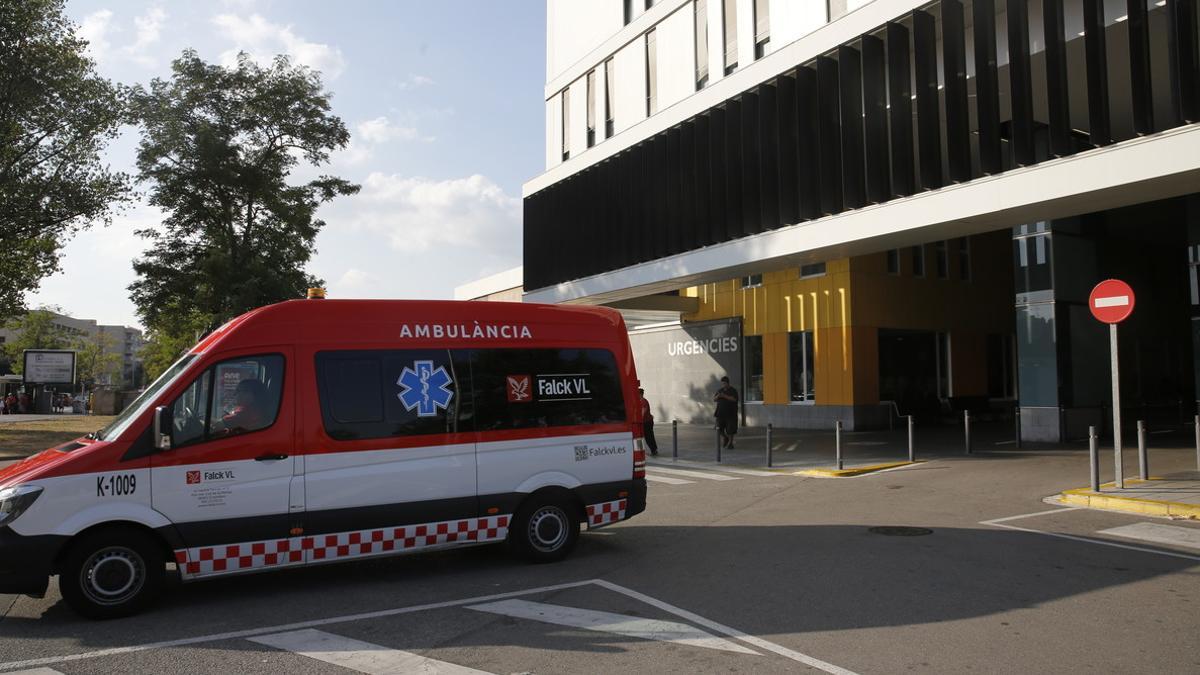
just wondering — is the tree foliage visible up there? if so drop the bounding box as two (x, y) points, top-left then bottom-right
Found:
(0, 0), (131, 321)
(139, 316), (205, 382)
(73, 330), (122, 389)
(1, 307), (71, 375)
(128, 50), (358, 336)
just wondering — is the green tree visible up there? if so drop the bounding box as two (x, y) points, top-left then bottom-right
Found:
(128, 50), (359, 336)
(73, 330), (122, 389)
(139, 315), (205, 382)
(0, 0), (131, 320)
(1, 306), (71, 375)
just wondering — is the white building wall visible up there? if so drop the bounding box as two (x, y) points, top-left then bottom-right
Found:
(655, 5), (696, 112)
(705, 0), (726, 87)
(769, 0), (827, 49)
(736, 0), (756, 68)
(546, 96), (560, 169)
(546, 0), (624, 82)
(613, 37), (648, 134)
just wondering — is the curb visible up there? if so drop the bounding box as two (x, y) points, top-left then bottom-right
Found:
(1057, 482), (1200, 519)
(794, 461), (921, 478)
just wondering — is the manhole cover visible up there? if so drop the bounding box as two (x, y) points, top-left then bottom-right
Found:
(868, 526), (933, 537)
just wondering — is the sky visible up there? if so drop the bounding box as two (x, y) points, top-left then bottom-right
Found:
(31, 0), (546, 329)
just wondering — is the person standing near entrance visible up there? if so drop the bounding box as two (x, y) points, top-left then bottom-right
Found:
(713, 376), (739, 449)
(638, 388), (658, 456)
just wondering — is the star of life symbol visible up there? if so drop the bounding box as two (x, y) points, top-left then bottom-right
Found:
(397, 360), (454, 417)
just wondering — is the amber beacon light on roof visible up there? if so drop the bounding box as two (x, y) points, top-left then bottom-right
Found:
(306, 287), (326, 299)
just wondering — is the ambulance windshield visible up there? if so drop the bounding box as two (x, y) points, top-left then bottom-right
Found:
(94, 354), (197, 442)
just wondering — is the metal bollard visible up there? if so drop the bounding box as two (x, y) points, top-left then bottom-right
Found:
(716, 426), (722, 463)
(1137, 420), (1148, 481)
(1089, 426), (1100, 492)
(907, 415), (915, 462)
(1015, 408), (1022, 448)
(964, 410), (972, 455)
(835, 420), (843, 470)
(1195, 415), (1200, 471)
(766, 423), (773, 468)
(672, 420), (678, 460)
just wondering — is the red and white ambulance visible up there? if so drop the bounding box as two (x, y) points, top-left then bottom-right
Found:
(0, 299), (648, 618)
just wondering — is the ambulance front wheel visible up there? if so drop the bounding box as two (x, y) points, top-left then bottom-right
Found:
(60, 528), (165, 620)
(509, 493), (580, 563)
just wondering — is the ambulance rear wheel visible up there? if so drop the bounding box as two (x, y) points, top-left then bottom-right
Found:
(509, 495), (579, 563)
(60, 529), (164, 619)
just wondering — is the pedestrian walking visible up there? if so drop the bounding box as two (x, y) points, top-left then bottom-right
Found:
(638, 388), (658, 456)
(713, 375), (739, 449)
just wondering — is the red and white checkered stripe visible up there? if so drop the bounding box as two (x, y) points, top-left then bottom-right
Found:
(175, 514), (511, 579)
(586, 499), (627, 528)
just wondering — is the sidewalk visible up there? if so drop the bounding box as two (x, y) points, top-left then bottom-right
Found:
(1057, 471), (1200, 519)
(0, 413), (84, 425)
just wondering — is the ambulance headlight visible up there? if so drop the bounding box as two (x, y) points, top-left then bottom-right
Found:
(0, 485), (42, 527)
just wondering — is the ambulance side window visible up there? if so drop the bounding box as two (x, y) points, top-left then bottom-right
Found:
(470, 348), (627, 431)
(315, 349), (471, 441)
(166, 354), (285, 448)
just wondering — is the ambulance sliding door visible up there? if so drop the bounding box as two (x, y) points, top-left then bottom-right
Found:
(304, 349), (477, 545)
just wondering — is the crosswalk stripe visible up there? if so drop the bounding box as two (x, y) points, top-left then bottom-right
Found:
(640, 466), (740, 481)
(692, 466), (780, 477)
(248, 628), (493, 674)
(1098, 523), (1200, 551)
(644, 473), (695, 485)
(466, 599), (759, 655)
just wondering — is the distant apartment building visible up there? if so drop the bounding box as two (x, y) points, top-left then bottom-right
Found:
(0, 312), (144, 388)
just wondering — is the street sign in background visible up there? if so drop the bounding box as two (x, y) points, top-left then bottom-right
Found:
(1089, 279), (1135, 489)
(1089, 279), (1136, 324)
(22, 349), (76, 386)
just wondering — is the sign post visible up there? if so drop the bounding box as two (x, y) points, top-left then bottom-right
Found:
(1089, 279), (1135, 490)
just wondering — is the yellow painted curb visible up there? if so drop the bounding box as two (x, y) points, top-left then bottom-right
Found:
(1058, 485), (1200, 519)
(795, 461), (921, 478)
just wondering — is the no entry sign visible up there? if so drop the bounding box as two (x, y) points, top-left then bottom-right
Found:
(1089, 279), (1135, 324)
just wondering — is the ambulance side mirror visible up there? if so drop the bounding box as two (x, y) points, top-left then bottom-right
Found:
(154, 405), (172, 451)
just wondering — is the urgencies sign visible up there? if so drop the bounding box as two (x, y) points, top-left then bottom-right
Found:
(667, 336), (739, 356)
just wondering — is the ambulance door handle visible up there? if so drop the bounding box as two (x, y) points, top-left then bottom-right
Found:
(255, 453), (289, 461)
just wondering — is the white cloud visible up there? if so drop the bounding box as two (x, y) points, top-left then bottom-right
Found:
(332, 268), (377, 294)
(212, 13), (346, 79)
(78, 9), (114, 61)
(121, 6), (167, 67)
(356, 116), (430, 144)
(338, 173), (521, 254)
(397, 74), (434, 91)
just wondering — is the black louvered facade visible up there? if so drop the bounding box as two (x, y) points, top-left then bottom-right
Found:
(525, 0), (1200, 292)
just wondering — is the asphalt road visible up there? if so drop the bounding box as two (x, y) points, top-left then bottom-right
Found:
(1, 449), (1198, 674)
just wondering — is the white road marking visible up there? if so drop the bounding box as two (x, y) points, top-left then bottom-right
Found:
(0, 580), (595, 673)
(249, 628), (492, 674)
(644, 473), (695, 485)
(648, 459), (780, 476)
(467, 599), (758, 655)
(979, 507), (1081, 525)
(980, 513), (1200, 563)
(1098, 523), (1200, 551)
(5, 669), (64, 675)
(699, 466), (781, 477)
(640, 466), (740, 481)
(593, 580), (859, 675)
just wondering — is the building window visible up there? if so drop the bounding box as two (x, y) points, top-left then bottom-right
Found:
(935, 241), (949, 279)
(604, 58), (615, 138)
(912, 245), (925, 277)
(789, 331), (815, 402)
(645, 0), (657, 9)
(1014, 223), (1052, 295)
(828, 0), (850, 21)
(694, 0), (709, 90)
(586, 70), (596, 148)
(560, 89), (570, 161)
(936, 332), (952, 398)
(722, 0), (738, 75)
(646, 29), (657, 116)
(754, 0), (770, 58)
(886, 249), (900, 275)
(744, 335), (764, 402)
(742, 273), (763, 288)
(624, 0), (635, 25)
(958, 237), (972, 281)
(800, 262), (827, 278)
